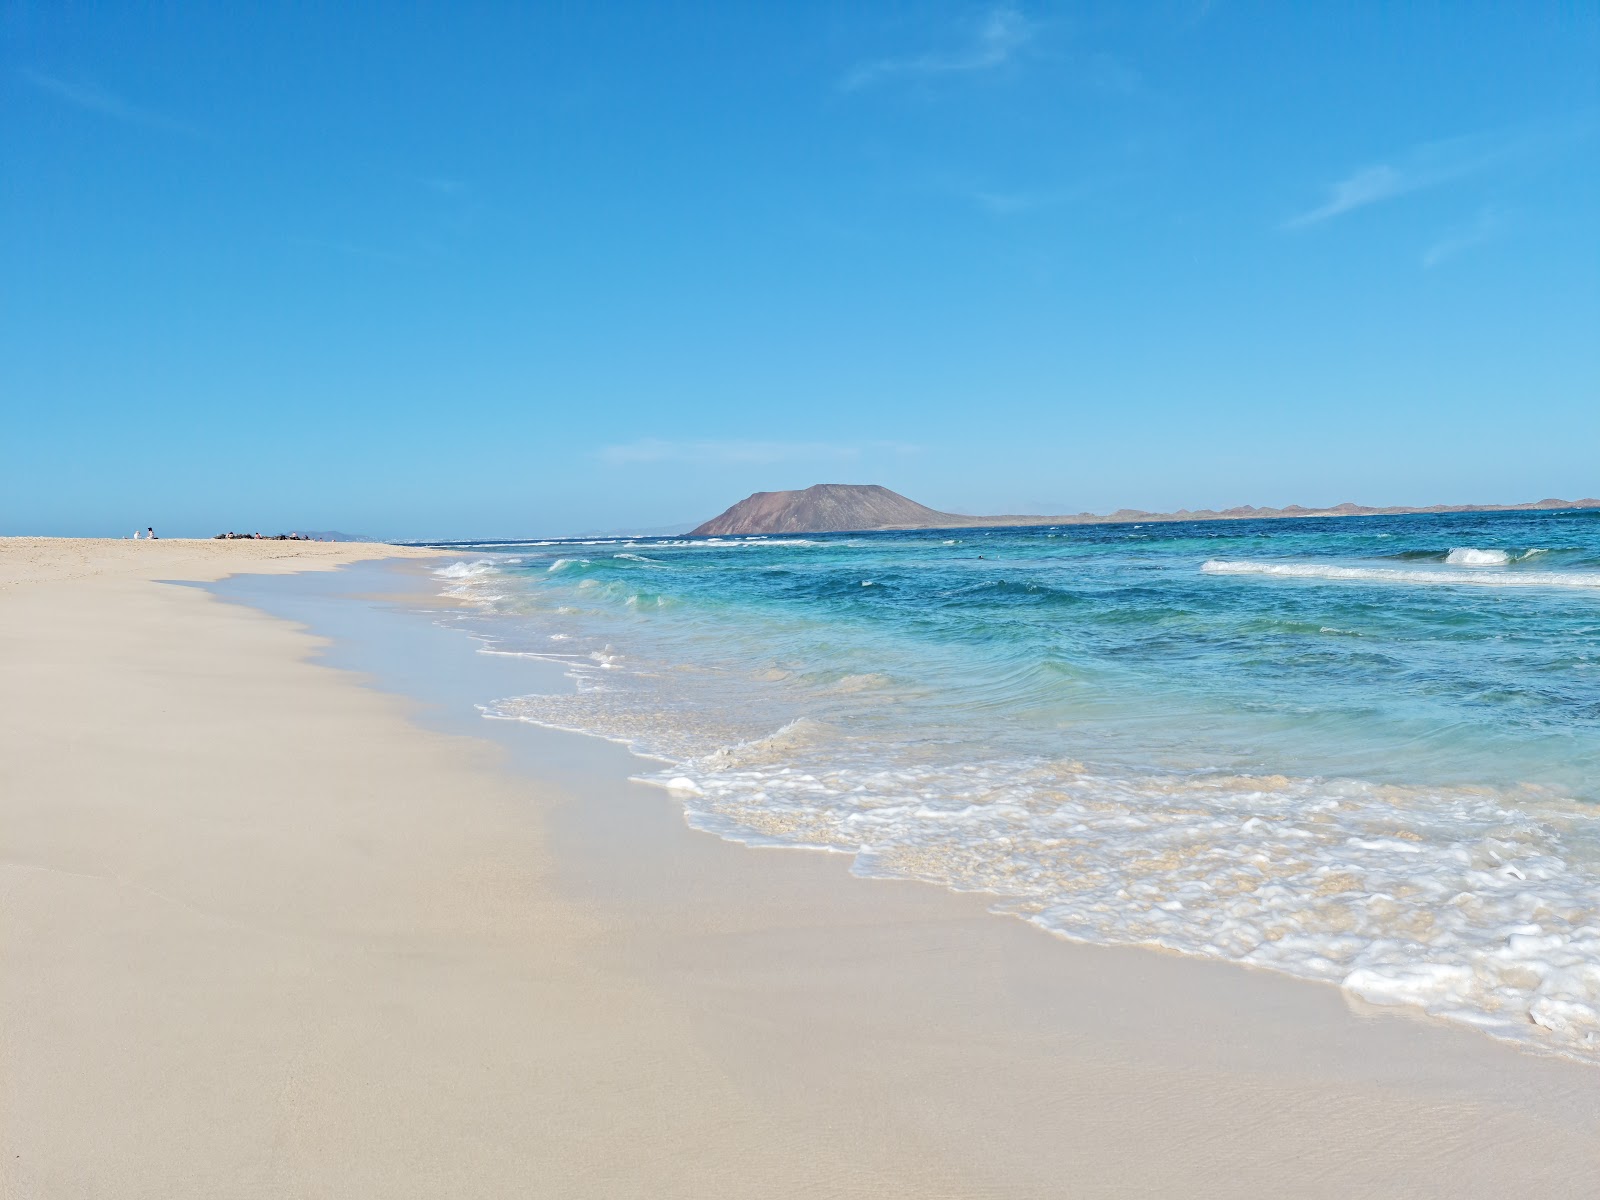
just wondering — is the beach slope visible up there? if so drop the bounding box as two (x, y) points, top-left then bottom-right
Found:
(0, 540), (872, 1196)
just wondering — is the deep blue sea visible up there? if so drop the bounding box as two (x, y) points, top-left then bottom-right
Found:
(430, 509), (1600, 1061)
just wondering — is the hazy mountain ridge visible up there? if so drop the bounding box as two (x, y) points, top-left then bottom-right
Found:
(691, 484), (1600, 536)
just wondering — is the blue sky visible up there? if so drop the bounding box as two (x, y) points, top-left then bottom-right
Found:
(3, 2), (1597, 538)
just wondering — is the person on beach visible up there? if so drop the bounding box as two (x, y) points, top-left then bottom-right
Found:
(147, 527), (157, 540)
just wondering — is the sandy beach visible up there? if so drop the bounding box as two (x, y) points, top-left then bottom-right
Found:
(3, 538), (1596, 1199)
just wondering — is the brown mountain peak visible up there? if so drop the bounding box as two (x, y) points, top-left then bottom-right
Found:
(690, 484), (956, 536)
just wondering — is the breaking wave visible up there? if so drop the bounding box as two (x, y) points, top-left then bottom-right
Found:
(434, 559), (498, 580)
(1446, 547), (1512, 565)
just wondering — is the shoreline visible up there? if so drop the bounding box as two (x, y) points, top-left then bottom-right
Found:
(4, 540), (1597, 1197)
(315, 560), (1600, 1070)
(219, 558), (1600, 1180)
(415, 538), (1600, 1066)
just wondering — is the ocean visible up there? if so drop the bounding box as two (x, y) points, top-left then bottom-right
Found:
(428, 508), (1600, 1061)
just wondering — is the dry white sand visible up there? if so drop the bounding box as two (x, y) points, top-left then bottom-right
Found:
(2, 538), (1596, 1198)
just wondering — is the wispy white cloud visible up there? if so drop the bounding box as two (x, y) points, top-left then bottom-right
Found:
(1283, 122), (1587, 230)
(1285, 164), (1413, 228)
(841, 6), (1034, 92)
(1423, 208), (1501, 268)
(20, 68), (198, 136)
(598, 439), (921, 467)
(1285, 138), (1497, 229)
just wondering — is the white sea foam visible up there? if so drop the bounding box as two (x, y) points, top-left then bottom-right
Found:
(700, 717), (837, 771)
(434, 559), (498, 579)
(1447, 547), (1511, 566)
(437, 540), (561, 548)
(1202, 559), (1600, 590)
(641, 746), (1600, 1063)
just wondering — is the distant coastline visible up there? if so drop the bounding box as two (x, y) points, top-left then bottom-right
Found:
(689, 483), (1600, 537)
(899, 495), (1600, 529)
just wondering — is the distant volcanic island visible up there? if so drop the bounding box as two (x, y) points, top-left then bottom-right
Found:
(690, 484), (1600, 537)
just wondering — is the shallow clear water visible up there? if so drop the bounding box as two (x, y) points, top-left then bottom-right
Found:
(429, 509), (1600, 1062)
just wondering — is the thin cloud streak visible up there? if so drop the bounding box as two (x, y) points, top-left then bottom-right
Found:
(841, 6), (1034, 92)
(1283, 119), (1594, 230)
(20, 68), (199, 136)
(599, 439), (921, 467)
(1423, 208), (1501, 268)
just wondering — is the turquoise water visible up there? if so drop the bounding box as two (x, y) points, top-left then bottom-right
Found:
(432, 509), (1600, 1061)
